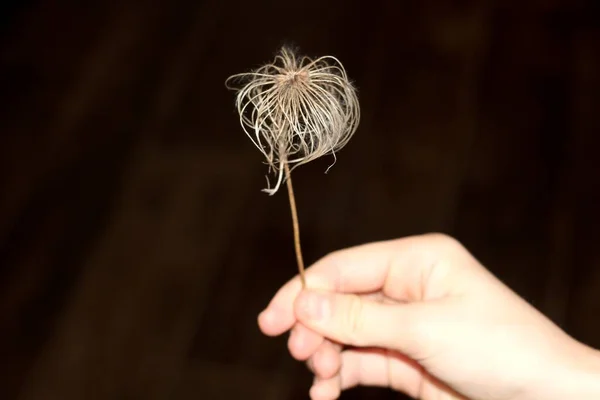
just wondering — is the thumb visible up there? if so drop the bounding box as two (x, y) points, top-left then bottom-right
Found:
(294, 289), (431, 357)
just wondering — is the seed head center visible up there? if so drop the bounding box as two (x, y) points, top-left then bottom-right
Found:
(278, 69), (309, 87)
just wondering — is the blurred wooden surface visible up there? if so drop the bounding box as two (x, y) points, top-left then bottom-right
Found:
(1, 1), (599, 399)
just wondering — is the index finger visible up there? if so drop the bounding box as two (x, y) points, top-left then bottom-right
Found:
(258, 233), (460, 337)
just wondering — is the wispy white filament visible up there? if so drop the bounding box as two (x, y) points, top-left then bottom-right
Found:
(226, 47), (360, 195)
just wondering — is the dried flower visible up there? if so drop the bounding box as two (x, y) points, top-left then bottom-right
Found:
(225, 47), (360, 288)
(225, 47), (360, 195)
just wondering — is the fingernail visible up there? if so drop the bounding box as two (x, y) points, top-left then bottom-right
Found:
(298, 291), (330, 321)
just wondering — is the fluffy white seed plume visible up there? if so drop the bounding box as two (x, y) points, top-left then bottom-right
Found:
(225, 47), (360, 195)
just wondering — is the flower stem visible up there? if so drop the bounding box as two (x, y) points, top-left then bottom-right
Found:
(284, 162), (306, 288)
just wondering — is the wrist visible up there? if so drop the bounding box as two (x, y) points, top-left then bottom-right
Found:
(536, 340), (600, 400)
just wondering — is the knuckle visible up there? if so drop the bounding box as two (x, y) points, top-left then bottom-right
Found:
(316, 251), (345, 290)
(320, 250), (344, 273)
(426, 232), (456, 245)
(344, 295), (366, 345)
(425, 232), (465, 253)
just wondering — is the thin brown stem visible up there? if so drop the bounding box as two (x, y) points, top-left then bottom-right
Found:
(284, 162), (306, 288)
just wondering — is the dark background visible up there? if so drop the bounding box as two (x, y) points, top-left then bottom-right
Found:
(1, 0), (599, 399)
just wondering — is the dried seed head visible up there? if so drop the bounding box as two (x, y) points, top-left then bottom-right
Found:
(226, 47), (360, 195)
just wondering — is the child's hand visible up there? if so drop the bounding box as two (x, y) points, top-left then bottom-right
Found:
(259, 233), (600, 400)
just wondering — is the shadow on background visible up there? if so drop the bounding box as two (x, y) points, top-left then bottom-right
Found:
(1, 0), (599, 399)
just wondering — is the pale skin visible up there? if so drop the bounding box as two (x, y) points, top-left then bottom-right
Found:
(258, 233), (600, 400)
